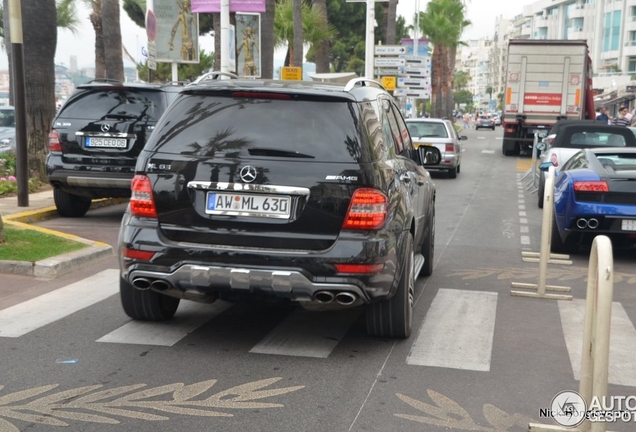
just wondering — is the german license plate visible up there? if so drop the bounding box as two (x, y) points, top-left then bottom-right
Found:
(206, 193), (291, 218)
(85, 137), (127, 148)
(621, 220), (636, 231)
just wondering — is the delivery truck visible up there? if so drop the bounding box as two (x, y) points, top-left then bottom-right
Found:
(501, 39), (595, 156)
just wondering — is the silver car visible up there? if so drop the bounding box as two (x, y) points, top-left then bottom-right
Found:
(406, 118), (466, 178)
(0, 106), (15, 155)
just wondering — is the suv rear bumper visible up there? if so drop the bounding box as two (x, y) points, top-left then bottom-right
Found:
(119, 214), (407, 306)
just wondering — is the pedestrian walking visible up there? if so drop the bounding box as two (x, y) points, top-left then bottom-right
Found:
(612, 106), (630, 127)
(596, 107), (609, 124)
(462, 113), (471, 130)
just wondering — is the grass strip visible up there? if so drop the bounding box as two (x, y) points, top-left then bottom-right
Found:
(0, 227), (88, 262)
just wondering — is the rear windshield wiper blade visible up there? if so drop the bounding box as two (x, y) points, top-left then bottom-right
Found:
(248, 147), (315, 158)
(102, 113), (140, 120)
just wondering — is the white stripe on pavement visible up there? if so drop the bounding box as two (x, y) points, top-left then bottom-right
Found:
(407, 289), (498, 371)
(0, 269), (119, 337)
(249, 308), (361, 358)
(97, 301), (232, 346)
(481, 150), (495, 153)
(559, 299), (636, 386)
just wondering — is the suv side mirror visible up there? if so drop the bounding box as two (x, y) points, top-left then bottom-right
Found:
(539, 161), (554, 171)
(418, 146), (441, 165)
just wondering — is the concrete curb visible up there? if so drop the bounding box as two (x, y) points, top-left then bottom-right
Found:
(0, 198), (123, 279)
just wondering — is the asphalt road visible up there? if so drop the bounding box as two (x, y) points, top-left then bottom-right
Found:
(1, 126), (635, 432)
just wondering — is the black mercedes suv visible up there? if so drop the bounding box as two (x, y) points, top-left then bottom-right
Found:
(46, 80), (183, 217)
(118, 77), (440, 338)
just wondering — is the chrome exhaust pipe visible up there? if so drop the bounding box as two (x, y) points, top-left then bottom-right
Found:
(132, 277), (152, 290)
(588, 218), (599, 229)
(335, 291), (357, 306)
(576, 218), (588, 229)
(314, 291), (335, 304)
(150, 279), (171, 292)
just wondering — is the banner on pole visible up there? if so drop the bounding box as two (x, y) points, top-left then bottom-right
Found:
(154, 0), (200, 63)
(192, 0), (266, 13)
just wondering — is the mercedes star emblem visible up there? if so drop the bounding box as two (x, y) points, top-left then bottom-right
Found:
(239, 165), (257, 183)
(101, 123), (111, 132)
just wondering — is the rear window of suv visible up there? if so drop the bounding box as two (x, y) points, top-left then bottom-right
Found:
(148, 94), (365, 163)
(57, 89), (165, 122)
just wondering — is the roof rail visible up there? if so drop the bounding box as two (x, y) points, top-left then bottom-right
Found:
(344, 78), (385, 92)
(190, 71), (239, 85)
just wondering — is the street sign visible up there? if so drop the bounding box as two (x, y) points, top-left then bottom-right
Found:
(398, 67), (431, 77)
(147, 41), (157, 71)
(393, 89), (430, 98)
(402, 56), (431, 67)
(374, 68), (400, 76)
(281, 66), (302, 80)
(397, 77), (431, 88)
(374, 45), (406, 55)
(146, 10), (157, 42)
(400, 38), (429, 56)
(374, 57), (405, 67)
(381, 76), (396, 91)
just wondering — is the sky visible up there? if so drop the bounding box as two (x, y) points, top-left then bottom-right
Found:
(0, 0), (535, 71)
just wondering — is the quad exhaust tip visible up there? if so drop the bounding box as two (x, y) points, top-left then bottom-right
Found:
(132, 277), (152, 290)
(335, 291), (357, 306)
(314, 291), (335, 304)
(576, 218), (600, 230)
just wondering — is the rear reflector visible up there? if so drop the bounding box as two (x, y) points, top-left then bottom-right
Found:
(445, 143), (454, 152)
(122, 248), (155, 261)
(342, 188), (388, 230)
(334, 263), (384, 274)
(130, 175), (158, 218)
(574, 181), (609, 192)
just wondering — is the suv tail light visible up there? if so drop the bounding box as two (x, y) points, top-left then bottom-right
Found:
(48, 129), (61, 152)
(445, 143), (454, 152)
(342, 188), (388, 230)
(574, 181), (609, 192)
(130, 175), (157, 218)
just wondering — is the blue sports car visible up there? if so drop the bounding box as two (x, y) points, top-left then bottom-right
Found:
(548, 147), (636, 252)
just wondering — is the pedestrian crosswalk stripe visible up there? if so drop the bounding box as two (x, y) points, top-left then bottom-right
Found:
(0, 269), (119, 338)
(559, 299), (636, 386)
(407, 289), (498, 371)
(97, 301), (232, 346)
(249, 308), (361, 358)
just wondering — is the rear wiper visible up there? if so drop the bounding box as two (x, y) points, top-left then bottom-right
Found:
(248, 147), (315, 158)
(102, 114), (139, 120)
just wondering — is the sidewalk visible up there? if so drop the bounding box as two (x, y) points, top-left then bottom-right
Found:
(1, 189), (117, 279)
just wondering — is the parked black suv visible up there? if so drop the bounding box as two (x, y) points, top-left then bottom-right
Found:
(118, 78), (440, 338)
(46, 80), (183, 217)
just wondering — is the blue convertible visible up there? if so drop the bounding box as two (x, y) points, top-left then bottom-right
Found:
(546, 148), (636, 252)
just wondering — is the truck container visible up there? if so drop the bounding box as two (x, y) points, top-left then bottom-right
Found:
(501, 39), (595, 156)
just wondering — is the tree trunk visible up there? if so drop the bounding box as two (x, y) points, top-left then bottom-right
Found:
(385, 0), (397, 45)
(292, 0), (303, 68)
(101, 0), (124, 81)
(2, 0), (13, 106)
(22, 0), (57, 182)
(0, 214), (4, 243)
(260, 0), (276, 78)
(431, 46), (444, 118)
(89, 0), (105, 79)
(313, 0), (330, 73)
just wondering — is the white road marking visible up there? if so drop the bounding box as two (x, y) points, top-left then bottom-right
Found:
(519, 205), (526, 210)
(249, 308), (361, 358)
(481, 149), (495, 154)
(407, 289), (498, 371)
(519, 211), (527, 217)
(520, 218), (528, 224)
(520, 236), (530, 245)
(559, 300), (636, 386)
(520, 226), (529, 233)
(0, 269), (119, 337)
(477, 137), (486, 140)
(97, 301), (232, 346)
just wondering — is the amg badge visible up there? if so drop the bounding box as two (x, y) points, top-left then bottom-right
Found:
(325, 175), (358, 181)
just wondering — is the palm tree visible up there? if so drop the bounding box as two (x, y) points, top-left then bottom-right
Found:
(86, 0), (105, 78)
(292, 0), (303, 67)
(312, 0), (329, 73)
(2, 0), (58, 182)
(274, 0), (336, 68)
(419, 0), (470, 119)
(384, 0), (397, 44)
(101, 0), (124, 81)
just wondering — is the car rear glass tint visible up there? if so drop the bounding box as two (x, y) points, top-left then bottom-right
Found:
(149, 94), (365, 163)
(568, 132), (627, 147)
(406, 122), (448, 138)
(58, 89), (165, 121)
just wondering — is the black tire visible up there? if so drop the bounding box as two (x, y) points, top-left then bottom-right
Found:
(537, 174), (545, 209)
(366, 234), (414, 338)
(448, 167), (457, 179)
(502, 140), (520, 156)
(53, 188), (92, 217)
(120, 277), (180, 321)
(457, 164), (461, 174)
(421, 210), (435, 277)
(550, 211), (567, 254)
